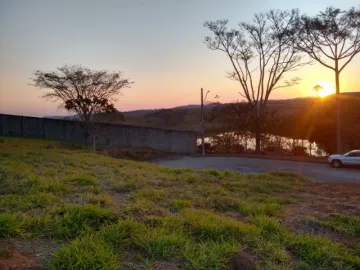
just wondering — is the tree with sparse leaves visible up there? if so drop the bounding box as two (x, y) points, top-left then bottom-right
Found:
(204, 10), (308, 152)
(32, 65), (132, 123)
(32, 65), (132, 148)
(293, 7), (360, 153)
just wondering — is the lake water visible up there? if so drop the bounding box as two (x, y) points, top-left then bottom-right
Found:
(197, 132), (327, 156)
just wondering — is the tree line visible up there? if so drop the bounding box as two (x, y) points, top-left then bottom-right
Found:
(206, 94), (360, 155)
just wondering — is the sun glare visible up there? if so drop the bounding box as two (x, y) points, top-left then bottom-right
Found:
(312, 81), (335, 97)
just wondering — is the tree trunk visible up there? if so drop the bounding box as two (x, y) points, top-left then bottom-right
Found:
(255, 117), (261, 153)
(335, 69), (342, 153)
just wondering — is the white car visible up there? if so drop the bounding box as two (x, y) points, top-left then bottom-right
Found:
(328, 150), (360, 168)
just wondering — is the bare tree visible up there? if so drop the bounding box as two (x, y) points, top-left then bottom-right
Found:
(293, 7), (360, 153)
(32, 65), (132, 147)
(204, 10), (307, 152)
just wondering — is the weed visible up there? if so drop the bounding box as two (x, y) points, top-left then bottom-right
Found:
(182, 209), (259, 243)
(182, 172), (200, 183)
(122, 198), (168, 217)
(238, 200), (282, 216)
(291, 234), (359, 269)
(24, 204), (118, 239)
(317, 214), (360, 236)
(101, 219), (145, 252)
(203, 169), (222, 177)
(112, 182), (137, 192)
(85, 193), (114, 207)
(0, 213), (23, 237)
(69, 174), (98, 186)
(0, 192), (63, 213)
(183, 241), (238, 270)
(50, 234), (119, 270)
(169, 199), (191, 211)
(30, 176), (71, 194)
(132, 189), (169, 202)
(135, 227), (187, 260)
(250, 215), (285, 239)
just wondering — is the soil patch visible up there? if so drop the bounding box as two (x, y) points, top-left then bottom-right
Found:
(0, 238), (61, 270)
(284, 182), (360, 247)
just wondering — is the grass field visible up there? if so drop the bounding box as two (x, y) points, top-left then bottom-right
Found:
(0, 137), (359, 269)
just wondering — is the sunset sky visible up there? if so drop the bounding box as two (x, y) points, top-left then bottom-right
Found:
(1, 0), (359, 117)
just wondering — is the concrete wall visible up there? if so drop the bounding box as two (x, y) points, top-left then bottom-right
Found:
(0, 114), (196, 153)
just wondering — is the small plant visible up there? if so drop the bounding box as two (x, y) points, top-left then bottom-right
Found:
(170, 199), (191, 211)
(181, 209), (260, 243)
(318, 214), (360, 236)
(291, 234), (358, 269)
(135, 227), (187, 260)
(85, 194), (114, 207)
(25, 205), (118, 239)
(112, 182), (137, 193)
(69, 174), (98, 186)
(0, 192), (63, 213)
(0, 213), (23, 237)
(132, 189), (169, 202)
(50, 234), (119, 270)
(183, 241), (238, 270)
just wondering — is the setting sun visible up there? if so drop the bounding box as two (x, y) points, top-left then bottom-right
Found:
(312, 81), (335, 97)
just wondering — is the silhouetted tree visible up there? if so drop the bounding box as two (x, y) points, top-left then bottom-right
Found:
(208, 102), (253, 153)
(313, 84), (323, 97)
(32, 65), (132, 149)
(293, 7), (360, 153)
(204, 10), (307, 152)
(32, 65), (132, 123)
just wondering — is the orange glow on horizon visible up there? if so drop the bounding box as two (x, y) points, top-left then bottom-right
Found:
(312, 80), (336, 97)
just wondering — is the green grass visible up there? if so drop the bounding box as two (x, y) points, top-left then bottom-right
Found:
(316, 214), (360, 236)
(0, 213), (24, 237)
(0, 137), (359, 269)
(50, 234), (119, 270)
(24, 204), (118, 239)
(0, 192), (63, 213)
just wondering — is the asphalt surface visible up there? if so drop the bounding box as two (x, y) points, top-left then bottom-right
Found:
(157, 157), (360, 183)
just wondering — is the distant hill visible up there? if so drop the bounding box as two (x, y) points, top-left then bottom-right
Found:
(44, 92), (360, 133)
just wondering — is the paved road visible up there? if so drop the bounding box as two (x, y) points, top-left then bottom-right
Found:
(157, 157), (360, 183)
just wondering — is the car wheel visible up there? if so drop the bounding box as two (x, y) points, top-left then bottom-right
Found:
(331, 160), (342, 168)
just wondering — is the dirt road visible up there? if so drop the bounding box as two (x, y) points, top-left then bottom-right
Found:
(157, 157), (360, 183)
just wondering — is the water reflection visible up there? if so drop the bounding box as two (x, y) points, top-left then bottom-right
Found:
(197, 132), (327, 157)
